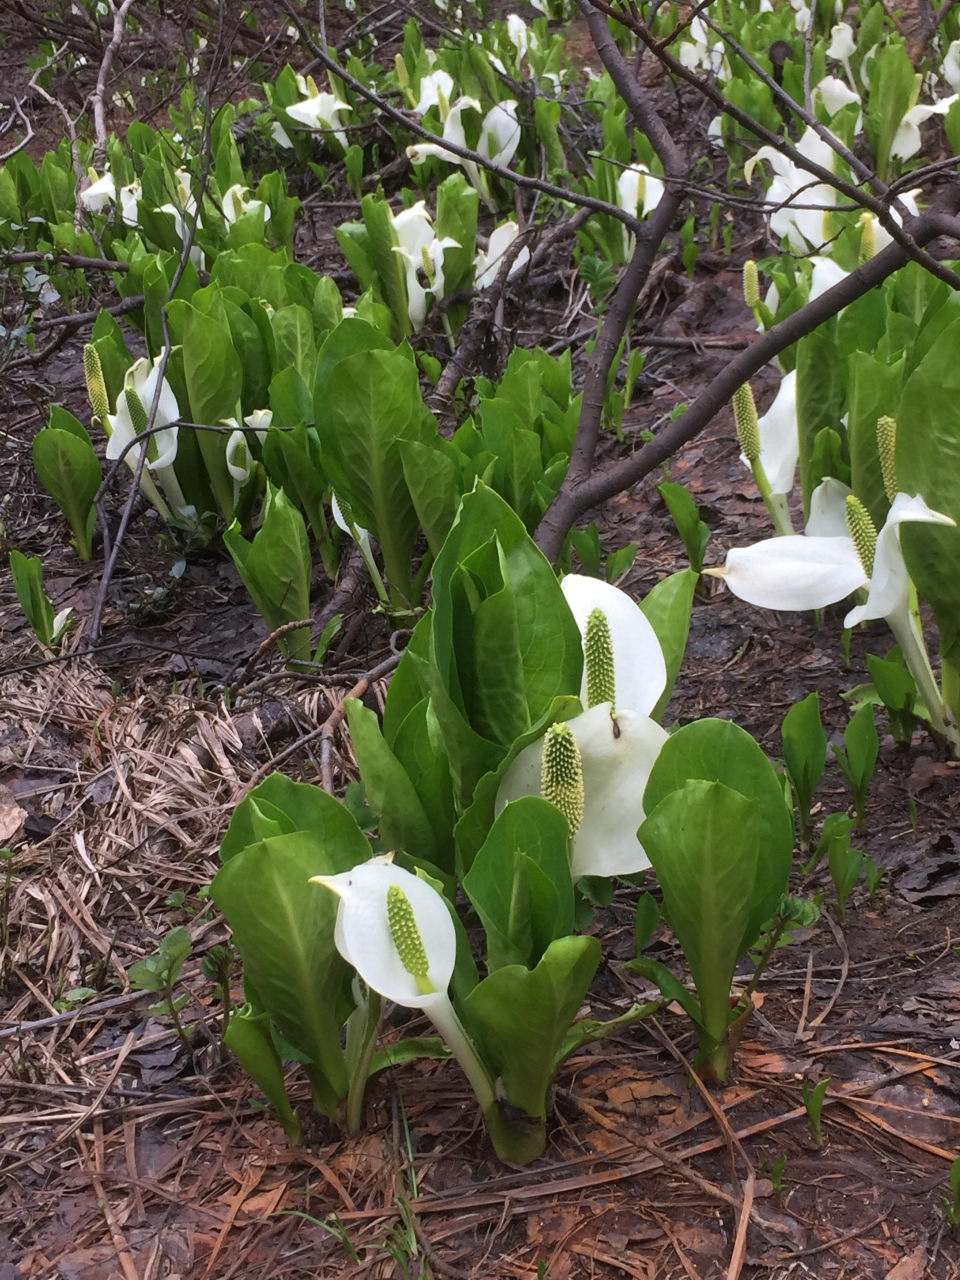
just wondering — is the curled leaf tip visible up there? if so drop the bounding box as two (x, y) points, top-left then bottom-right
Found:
(845, 495), (877, 579)
(540, 722), (584, 837)
(584, 607), (616, 709)
(386, 883), (435, 995)
(742, 259), (760, 309)
(876, 416), (898, 502)
(733, 383), (760, 462)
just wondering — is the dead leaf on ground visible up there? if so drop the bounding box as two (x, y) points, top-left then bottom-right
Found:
(884, 1245), (927, 1280)
(0, 793), (27, 843)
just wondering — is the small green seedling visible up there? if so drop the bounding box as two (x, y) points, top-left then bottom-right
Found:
(867, 648), (919, 747)
(832, 703), (879, 832)
(53, 986), (98, 1013)
(802, 811), (854, 876)
(942, 1156), (960, 1236)
(605, 542), (638, 584)
(658, 481), (711, 573)
(828, 836), (864, 924)
(129, 925), (193, 1048)
(761, 1154), (787, 1195)
(781, 692), (827, 851)
(864, 855), (885, 903)
(10, 551), (72, 650)
(802, 1076), (831, 1147)
(201, 943), (236, 1039)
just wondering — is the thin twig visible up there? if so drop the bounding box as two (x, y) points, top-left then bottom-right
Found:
(91, 0), (138, 169)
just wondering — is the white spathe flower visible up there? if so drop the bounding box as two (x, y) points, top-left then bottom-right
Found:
(816, 76), (862, 132)
(271, 120), (293, 148)
(741, 369), (798, 498)
(805, 476), (852, 537)
(678, 17), (726, 77)
(392, 200), (435, 258)
(285, 90), (353, 149)
(943, 39), (960, 92)
(891, 96), (958, 161)
(865, 190), (920, 253)
(105, 357), (186, 514)
(473, 221), (530, 289)
(79, 169), (117, 213)
(407, 95), (483, 190)
(313, 859), (456, 1010)
(506, 13), (530, 57)
(118, 180), (141, 227)
(224, 427), (253, 504)
(415, 69), (455, 115)
(497, 704), (669, 879)
(561, 575), (667, 717)
(746, 128), (838, 253)
(712, 490), (954, 619)
(617, 164), (665, 220)
(808, 254), (849, 301)
(827, 22), (856, 62)
(478, 99), (521, 169)
(222, 182), (271, 225)
(314, 857), (497, 1111)
(244, 407), (272, 442)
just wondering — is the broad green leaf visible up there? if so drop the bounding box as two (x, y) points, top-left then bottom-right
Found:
(212, 831), (361, 1113)
(223, 1006), (302, 1142)
(643, 717), (793, 951)
(10, 551), (55, 647)
(389, 696), (456, 872)
(316, 349), (427, 603)
(462, 797), (574, 971)
(344, 697), (440, 867)
(400, 439), (463, 557)
(639, 568), (698, 721)
(865, 40), (915, 182)
(658, 482), (710, 572)
(464, 935), (600, 1119)
(223, 484), (312, 661)
(272, 304), (317, 383)
(898, 317), (960, 667)
(176, 301), (243, 517)
(361, 193), (411, 340)
(796, 319), (847, 515)
(847, 351), (902, 528)
(221, 772), (371, 862)
(32, 426), (101, 561)
(781, 691), (826, 819)
(639, 779), (769, 1044)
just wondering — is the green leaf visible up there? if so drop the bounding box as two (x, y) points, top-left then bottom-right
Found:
(224, 1005), (301, 1144)
(634, 891), (659, 953)
(463, 797), (574, 971)
(344, 697), (440, 867)
(796, 319), (847, 515)
(221, 772), (373, 862)
(211, 830), (363, 1113)
(9, 551), (55, 647)
(643, 717), (793, 953)
(272, 304), (318, 383)
(399, 439), (463, 557)
(315, 349), (427, 603)
(361, 193), (411, 340)
(223, 484), (312, 661)
(833, 703), (878, 798)
(175, 301), (243, 518)
(639, 780), (769, 1045)
(658, 482), (710, 572)
(898, 317), (960, 667)
(865, 41), (915, 182)
(464, 935), (601, 1119)
(639, 568), (698, 722)
(32, 426), (101, 561)
(781, 692), (826, 826)
(847, 351), (902, 528)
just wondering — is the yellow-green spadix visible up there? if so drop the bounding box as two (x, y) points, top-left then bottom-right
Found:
(560, 575), (667, 716)
(311, 858), (455, 1010)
